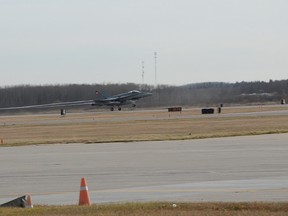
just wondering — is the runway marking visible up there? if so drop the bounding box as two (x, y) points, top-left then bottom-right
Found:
(2, 188), (288, 198)
(95, 188), (288, 193)
(0, 191), (75, 198)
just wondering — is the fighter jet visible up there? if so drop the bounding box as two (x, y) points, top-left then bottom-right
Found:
(91, 90), (152, 111)
(0, 90), (152, 112)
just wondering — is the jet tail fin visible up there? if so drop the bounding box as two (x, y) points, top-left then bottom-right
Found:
(95, 91), (109, 99)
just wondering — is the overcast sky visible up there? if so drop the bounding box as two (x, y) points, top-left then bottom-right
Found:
(1, 0), (288, 87)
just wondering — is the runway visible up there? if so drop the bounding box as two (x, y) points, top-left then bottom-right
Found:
(1, 133), (288, 205)
(1, 106), (288, 126)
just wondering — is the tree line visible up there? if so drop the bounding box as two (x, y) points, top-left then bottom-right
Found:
(0, 79), (288, 110)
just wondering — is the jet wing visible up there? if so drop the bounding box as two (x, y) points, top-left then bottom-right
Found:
(94, 90), (150, 103)
(91, 100), (122, 106)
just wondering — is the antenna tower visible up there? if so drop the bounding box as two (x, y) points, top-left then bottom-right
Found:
(142, 61), (145, 85)
(154, 52), (157, 87)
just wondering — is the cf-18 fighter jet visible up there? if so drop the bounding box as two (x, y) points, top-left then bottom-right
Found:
(92, 90), (152, 111)
(0, 90), (152, 112)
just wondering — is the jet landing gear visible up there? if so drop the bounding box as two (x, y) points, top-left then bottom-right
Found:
(110, 107), (122, 111)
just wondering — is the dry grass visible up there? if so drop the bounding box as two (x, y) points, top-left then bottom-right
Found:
(1, 202), (288, 216)
(1, 106), (288, 146)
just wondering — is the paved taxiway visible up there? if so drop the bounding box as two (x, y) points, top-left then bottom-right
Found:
(1, 133), (288, 205)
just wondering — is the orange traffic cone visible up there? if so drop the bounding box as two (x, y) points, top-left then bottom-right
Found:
(79, 178), (91, 206)
(25, 194), (33, 208)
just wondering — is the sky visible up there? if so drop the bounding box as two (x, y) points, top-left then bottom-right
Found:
(1, 0), (288, 87)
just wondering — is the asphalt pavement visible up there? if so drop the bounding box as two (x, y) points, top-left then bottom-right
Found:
(0, 133), (288, 205)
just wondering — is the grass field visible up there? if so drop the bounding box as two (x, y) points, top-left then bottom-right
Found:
(1, 202), (288, 216)
(0, 105), (288, 146)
